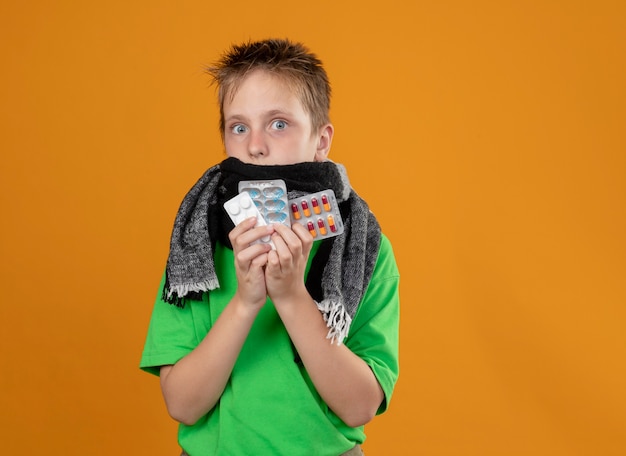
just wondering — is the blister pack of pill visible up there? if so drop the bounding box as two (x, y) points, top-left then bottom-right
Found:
(238, 180), (290, 227)
(227, 180), (344, 242)
(288, 189), (344, 239)
(223, 191), (275, 249)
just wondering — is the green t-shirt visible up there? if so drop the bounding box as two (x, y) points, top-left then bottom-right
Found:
(140, 234), (400, 456)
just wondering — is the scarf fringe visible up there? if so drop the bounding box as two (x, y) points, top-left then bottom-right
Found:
(164, 278), (220, 305)
(316, 299), (353, 345)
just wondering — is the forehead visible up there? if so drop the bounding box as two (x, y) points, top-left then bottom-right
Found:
(223, 70), (305, 112)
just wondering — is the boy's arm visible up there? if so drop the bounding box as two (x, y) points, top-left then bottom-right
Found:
(159, 218), (274, 426)
(275, 292), (384, 427)
(159, 293), (258, 425)
(266, 223), (385, 427)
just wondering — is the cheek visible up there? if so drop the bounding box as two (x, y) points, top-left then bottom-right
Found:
(224, 134), (241, 147)
(223, 139), (241, 157)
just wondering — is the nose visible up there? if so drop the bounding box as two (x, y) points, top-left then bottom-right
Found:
(247, 129), (268, 158)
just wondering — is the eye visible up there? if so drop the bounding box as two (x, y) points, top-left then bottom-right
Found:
(271, 120), (287, 130)
(231, 124), (248, 135)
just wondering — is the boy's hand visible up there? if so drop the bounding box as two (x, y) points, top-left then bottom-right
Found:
(228, 217), (274, 310)
(264, 223), (313, 305)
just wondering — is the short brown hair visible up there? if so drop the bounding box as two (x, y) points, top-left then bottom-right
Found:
(206, 38), (331, 136)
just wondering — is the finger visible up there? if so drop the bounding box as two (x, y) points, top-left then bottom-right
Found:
(237, 241), (272, 259)
(270, 225), (298, 265)
(266, 249), (280, 270)
(232, 222), (275, 250)
(272, 223), (301, 251)
(228, 217), (257, 245)
(291, 223), (314, 254)
(269, 226), (288, 252)
(250, 251), (269, 268)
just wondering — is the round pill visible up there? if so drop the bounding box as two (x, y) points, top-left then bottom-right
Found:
(227, 203), (240, 215)
(240, 197), (251, 209)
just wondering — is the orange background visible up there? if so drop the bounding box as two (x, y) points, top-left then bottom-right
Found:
(1, 1), (625, 455)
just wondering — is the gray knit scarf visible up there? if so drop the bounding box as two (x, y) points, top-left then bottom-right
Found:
(163, 157), (381, 344)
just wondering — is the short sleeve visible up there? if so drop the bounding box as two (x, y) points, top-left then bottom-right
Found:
(344, 234), (400, 414)
(139, 272), (210, 376)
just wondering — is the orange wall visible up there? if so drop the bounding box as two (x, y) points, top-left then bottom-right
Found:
(1, 1), (625, 455)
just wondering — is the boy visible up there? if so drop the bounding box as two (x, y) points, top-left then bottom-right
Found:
(140, 38), (400, 456)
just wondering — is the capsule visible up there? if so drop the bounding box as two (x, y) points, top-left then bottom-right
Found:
(307, 221), (317, 237)
(301, 200), (311, 217)
(291, 203), (301, 220)
(321, 194), (331, 211)
(311, 197), (321, 214)
(317, 218), (327, 235)
(327, 214), (337, 233)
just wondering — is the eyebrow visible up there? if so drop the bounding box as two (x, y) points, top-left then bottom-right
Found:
(265, 109), (292, 118)
(225, 109), (294, 124)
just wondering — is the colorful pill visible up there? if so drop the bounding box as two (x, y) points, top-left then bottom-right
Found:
(247, 189), (261, 199)
(321, 194), (331, 211)
(291, 203), (301, 220)
(307, 221), (317, 237)
(262, 187), (284, 198)
(301, 200), (311, 217)
(311, 197), (321, 214)
(317, 218), (327, 235)
(328, 214), (337, 233)
(267, 212), (288, 224)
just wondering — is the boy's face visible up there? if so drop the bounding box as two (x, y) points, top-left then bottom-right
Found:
(222, 70), (333, 165)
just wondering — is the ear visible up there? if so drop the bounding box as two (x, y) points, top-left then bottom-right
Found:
(314, 123), (334, 161)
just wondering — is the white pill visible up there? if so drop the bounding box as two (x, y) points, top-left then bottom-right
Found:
(227, 203), (240, 215)
(240, 197), (251, 209)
